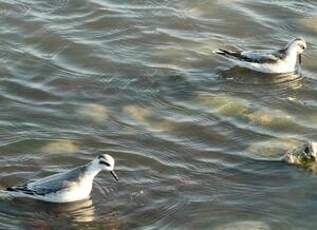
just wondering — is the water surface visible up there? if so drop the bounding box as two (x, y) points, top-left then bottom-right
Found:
(0, 0), (317, 229)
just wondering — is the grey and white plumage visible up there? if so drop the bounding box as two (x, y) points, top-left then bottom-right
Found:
(214, 38), (307, 74)
(5, 154), (118, 203)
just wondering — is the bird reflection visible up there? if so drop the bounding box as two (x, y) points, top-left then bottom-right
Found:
(216, 66), (303, 97)
(49, 198), (96, 223)
(217, 66), (302, 82)
(4, 197), (96, 224)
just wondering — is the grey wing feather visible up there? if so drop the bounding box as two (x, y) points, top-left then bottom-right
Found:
(241, 49), (286, 63)
(7, 165), (87, 196)
(215, 48), (286, 64)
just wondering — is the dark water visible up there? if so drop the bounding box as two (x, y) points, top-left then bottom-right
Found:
(0, 0), (317, 229)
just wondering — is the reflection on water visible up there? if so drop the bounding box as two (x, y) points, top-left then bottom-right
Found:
(1, 0), (317, 229)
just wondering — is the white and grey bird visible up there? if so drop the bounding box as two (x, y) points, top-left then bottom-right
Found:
(5, 154), (118, 203)
(214, 37), (307, 74)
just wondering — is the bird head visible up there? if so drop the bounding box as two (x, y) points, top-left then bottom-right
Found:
(293, 37), (307, 54)
(286, 37), (307, 64)
(95, 154), (119, 182)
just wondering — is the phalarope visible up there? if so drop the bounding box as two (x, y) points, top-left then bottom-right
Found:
(214, 38), (307, 74)
(6, 154), (118, 203)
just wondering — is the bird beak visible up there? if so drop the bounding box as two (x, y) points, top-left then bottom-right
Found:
(299, 54), (302, 65)
(110, 171), (119, 182)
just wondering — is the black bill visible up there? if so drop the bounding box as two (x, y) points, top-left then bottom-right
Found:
(299, 54), (302, 65)
(110, 171), (119, 182)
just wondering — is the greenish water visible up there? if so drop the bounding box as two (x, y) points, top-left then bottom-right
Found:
(0, 0), (317, 229)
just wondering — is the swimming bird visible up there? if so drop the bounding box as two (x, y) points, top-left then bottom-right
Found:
(5, 154), (118, 203)
(214, 38), (307, 74)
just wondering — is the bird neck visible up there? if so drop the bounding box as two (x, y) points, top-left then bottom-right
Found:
(85, 161), (102, 178)
(285, 45), (299, 67)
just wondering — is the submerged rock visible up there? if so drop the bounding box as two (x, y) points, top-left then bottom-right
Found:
(196, 92), (249, 117)
(249, 139), (317, 173)
(78, 103), (109, 122)
(285, 141), (317, 173)
(214, 221), (271, 230)
(195, 92), (294, 129)
(123, 105), (152, 122)
(246, 109), (294, 129)
(122, 105), (175, 132)
(300, 17), (317, 32)
(41, 139), (80, 154)
(247, 138), (301, 157)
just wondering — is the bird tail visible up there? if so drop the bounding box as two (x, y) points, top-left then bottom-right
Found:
(6, 186), (36, 195)
(213, 49), (241, 60)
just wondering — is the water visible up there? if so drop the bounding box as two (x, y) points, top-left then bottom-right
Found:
(0, 0), (317, 229)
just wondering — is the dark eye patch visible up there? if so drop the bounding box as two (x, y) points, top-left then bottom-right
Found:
(100, 161), (111, 166)
(304, 146), (310, 154)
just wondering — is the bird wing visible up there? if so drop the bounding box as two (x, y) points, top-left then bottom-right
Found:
(241, 49), (286, 63)
(7, 165), (87, 196)
(215, 48), (286, 64)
